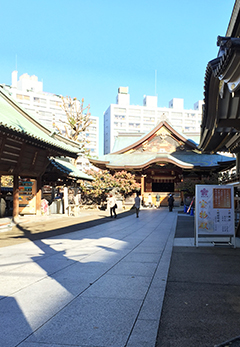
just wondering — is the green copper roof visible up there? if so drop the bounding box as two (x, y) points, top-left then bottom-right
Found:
(91, 121), (235, 171)
(112, 133), (145, 152)
(96, 151), (234, 169)
(96, 153), (193, 168)
(0, 86), (80, 156)
(111, 124), (199, 154)
(172, 151), (235, 167)
(51, 158), (93, 181)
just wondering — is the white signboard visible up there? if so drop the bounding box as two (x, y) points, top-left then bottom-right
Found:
(195, 185), (235, 246)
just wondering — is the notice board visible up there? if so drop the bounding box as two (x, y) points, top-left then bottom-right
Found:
(195, 185), (235, 246)
(19, 178), (37, 215)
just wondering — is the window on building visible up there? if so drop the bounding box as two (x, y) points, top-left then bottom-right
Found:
(34, 97), (46, 105)
(143, 116), (155, 122)
(171, 119), (182, 124)
(129, 108), (141, 114)
(114, 122), (126, 128)
(129, 115), (141, 121)
(143, 124), (154, 130)
(88, 126), (97, 131)
(129, 123), (140, 128)
(16, 94), (30, 101)
(50, 100), (61, 107)
(114, 114), (126, 120)
(114, 107), (126, 114)
(143, 109), (155, 115)
(172, 112), (183, 118)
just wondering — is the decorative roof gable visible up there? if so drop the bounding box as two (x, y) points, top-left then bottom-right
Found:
(90, 121), (235, 172)
(114, 121), (197, 155)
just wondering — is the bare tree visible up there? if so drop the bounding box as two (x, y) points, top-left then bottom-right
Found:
(55, 96), (92, 155)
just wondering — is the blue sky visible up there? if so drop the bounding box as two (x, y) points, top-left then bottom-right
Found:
(0, 0), (235, 155)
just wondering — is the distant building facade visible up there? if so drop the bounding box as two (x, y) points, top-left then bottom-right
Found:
(104, 87), (203, 154)
(3, 71), (99, 171)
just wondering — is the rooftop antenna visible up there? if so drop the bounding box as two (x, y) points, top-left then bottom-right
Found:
(155, 70), (157, 96)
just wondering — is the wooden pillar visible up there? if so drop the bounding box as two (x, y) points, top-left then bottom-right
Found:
(236, 153), (240, 176)
(141, 175), (145, 196)
(36, 176), (42, 216)
(13, 174), (19, 219)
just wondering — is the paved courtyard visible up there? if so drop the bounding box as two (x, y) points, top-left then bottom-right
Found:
(0, 208), (177, 347)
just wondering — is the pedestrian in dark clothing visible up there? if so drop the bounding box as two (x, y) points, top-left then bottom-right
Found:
(109, 194), (117, 218)
(168, 194), (174, 212)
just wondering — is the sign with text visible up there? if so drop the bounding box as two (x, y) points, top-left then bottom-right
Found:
(195, 185), (234, 236)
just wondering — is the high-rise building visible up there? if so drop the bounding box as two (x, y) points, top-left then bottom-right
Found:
(3, 71), (99, 170)
(104, 87), (203, 154)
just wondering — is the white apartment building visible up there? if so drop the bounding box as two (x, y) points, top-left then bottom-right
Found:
(3, 71), (99, 171)
(104, 87), (203, 154)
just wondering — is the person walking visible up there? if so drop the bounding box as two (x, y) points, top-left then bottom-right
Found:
(168, 194), (174, 212)
(155, 193), (160, 208)
(134, 192), (141, 218)
(109, 194), (117, 218)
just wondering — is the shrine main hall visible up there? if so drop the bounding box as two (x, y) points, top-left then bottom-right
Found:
(90, 122), (235, 206)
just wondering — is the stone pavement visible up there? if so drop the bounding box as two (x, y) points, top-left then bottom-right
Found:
(0, 207), (177, 347)
(2, 209), (240, 347)
(0, 208), (135, 248)
(156, 214), (240, 347)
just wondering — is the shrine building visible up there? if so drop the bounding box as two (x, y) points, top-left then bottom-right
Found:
(90, 121), (235, 206)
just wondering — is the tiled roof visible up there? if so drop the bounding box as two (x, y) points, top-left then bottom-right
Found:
(199, 37), (240, 152)
(112, 134), (143, 152)
(92, 151), (234, 170)
(172, 152), (235, 168)
(199, 4), (240, 153)
(91, 120), (235, 171)
(50, 158), (93, 181)
(112, 121), (196, 155)
(0, 86), (80, 157)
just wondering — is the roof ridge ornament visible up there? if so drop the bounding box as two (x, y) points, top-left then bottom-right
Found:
(217, 35), (240, 50)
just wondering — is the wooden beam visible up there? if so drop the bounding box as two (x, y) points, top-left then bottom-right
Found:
(217, 119), (240, 130)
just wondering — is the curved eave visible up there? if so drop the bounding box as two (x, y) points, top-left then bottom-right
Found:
(100, 157), (194, 170)
(224, 133), (240, 152)
(217, 159), (236, 168)
(0, 87), (80, 158)
(51, 158), (93, 181)
(0, 125), (78, 158)
(199, 62), (220, 152)
(89, 158), (110, 166)
(226, 0), (240, 37)
(199, 53), (239, 153)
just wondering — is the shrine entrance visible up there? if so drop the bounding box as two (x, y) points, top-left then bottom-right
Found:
(152, 182), (174, 192)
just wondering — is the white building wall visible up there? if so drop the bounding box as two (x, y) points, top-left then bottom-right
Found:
(104, 87), (203, 154)
(4, 71), (99, 171)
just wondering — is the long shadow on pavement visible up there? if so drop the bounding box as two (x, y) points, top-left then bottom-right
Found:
(11, 209), (135, 242)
